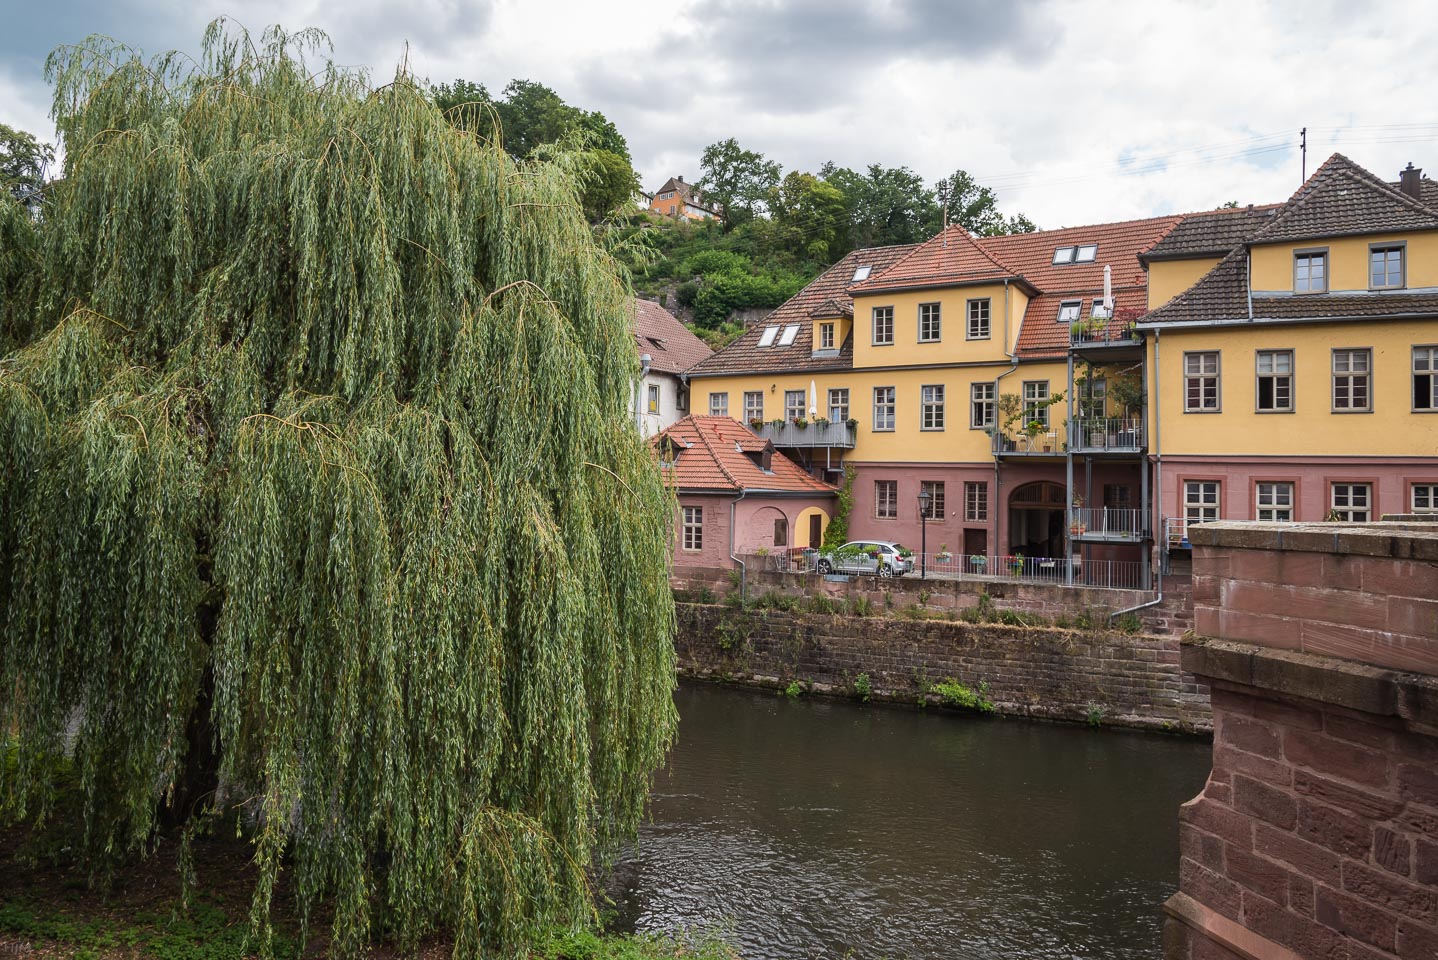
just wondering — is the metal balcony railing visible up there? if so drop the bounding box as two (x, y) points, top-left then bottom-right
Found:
(991, 421), (1066, 456)
(753, 421), (857, 448)
(1068, 507), (1150, 540)
(1069, 417), (1145, 452)
(1164, 516), (1215, 548)
(1069, 320), (1141, 347)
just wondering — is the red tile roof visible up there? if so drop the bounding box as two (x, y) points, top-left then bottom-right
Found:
(848, 225), (1024, 294)
(634, 298), (713, 375)
(686, 244), (917, 377)
(653, 416), (837, 495)
(977, 215), (1185, 358)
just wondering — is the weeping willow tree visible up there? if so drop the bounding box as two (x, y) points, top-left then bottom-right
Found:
(0, 21), (677, 958)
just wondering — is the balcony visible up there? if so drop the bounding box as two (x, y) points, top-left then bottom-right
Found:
(753, 420), (857, 449)
(1164, 516), (1215, 549)
(1069, 321), (1141, 348)
(991, 421), (1066, 457)
(1069, 417), (1145, 454)
(1069, 507), (1150, 542)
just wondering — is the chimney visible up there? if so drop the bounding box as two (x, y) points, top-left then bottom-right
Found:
(1400, 162), (1423, 200)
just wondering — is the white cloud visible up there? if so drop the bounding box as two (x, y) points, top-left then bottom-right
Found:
(2, 0), (1435, 226)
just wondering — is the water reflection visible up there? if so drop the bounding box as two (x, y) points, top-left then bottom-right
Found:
(609, 682), (1211, 960)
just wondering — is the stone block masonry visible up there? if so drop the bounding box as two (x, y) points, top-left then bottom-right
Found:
(1165, 521), (1438, 960)
(674, 602), (1211, 733)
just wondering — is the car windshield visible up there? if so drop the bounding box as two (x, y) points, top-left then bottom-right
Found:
(889, 544), (907, 553)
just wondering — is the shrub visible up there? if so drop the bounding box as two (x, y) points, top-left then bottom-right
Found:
(1085, 702), (1107, 727)
(929, 679), (995, 713)
(783, 680), (803, 699)
(1114, 612), (1143, 634)
(675, 280), (699, 307)
(852, 672), (872, 701)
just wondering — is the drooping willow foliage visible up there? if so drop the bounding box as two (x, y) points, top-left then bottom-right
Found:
(0, 21), (677, 957)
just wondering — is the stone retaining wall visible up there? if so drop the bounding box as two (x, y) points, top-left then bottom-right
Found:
(674, 602), (1212, 733)
(672, 563), (1195, 637)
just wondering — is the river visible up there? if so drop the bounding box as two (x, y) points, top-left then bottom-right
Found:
(609, 682), (1212, 960)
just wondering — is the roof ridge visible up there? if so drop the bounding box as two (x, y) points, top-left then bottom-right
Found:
(1251, 153), (1438, 244)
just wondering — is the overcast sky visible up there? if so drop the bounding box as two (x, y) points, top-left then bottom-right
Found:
(3, 0), (1436, 228)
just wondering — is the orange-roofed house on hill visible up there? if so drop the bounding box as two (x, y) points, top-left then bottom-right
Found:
(633, 298), (713, 435)
(654, 416), (837, 571)
(648, 176), (720, 221)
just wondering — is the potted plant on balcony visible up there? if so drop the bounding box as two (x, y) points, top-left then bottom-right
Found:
(814, 416), (829, 427)
(1008, 552), (1025, 575)
(935, 543), (953, 563)
(1070, 494), (1087, 536)
(770, 417), (786, 428)
(793, 416), (808, 428)
(749, 418), (764, 429)
(1024, 419), (1046, 450)
(845, 417), (859, 429)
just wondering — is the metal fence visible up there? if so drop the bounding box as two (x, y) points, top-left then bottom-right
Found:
(1069, 507), (1150, 539)
(742, 550), (1149, 590)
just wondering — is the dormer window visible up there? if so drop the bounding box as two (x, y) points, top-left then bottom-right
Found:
(1057, 300), (1083, 322)
(1052, 246), (1076, 265)
(758, 325), (780, 347)
(778, 324), (800, 346)
(1075, 244), (1098, 263)
(819, 322), (835, 349)
(852, 265), (872, 282)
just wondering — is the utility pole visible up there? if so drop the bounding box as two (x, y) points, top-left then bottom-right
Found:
(936, 179), (950, 247)
(1301, 127), (1307, 182)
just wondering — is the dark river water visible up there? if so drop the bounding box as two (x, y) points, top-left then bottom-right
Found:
(609, 682), (1213, 960)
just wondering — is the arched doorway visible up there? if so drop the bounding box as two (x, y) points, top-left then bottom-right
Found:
(1009, 481), (1065, 557)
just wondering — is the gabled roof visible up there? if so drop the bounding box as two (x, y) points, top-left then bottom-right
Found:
(652, 177), (717, 212)
(1249, 153), (1438, 245)
(1143, 154), (1438, 328)
(977, 214), (1185, 358)
(1140, 205), (1281, 261)
(808, 297), (852, 319)
(686, 244), (917, 377)
(634, 298), (712, 375)
(653, 416), (838, 495)
(848, 225), (1026, 295)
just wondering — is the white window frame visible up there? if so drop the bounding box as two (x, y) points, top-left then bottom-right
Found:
(920, 481), (945, 521)
(1413, 346), (1438, 411)
(1256, 349), (1294, 413)
(873, 386), (896, 431)
(875, 480), (898, 519)
(827, 388), (849, 423)
(1184, 351), (1221, 412)
(918, 302), (942, 343)
(1256, 481), (1294, 521)
(1332, 348), (1372, 413)
(647, 383), (660, 415)
(971, 382), (996, 430)
(819, 321), (835, 350)
(743, 391), (763, 422)
(682, 505), (703, 551)
(1370, 243), (1405, 290)
(1185, 481), (1221, 524)
(872, 306), (894, 346)
(964, 482), (988, 522)
(921, 384), (945, 431)
(1295, 249), (1328, 293)
(966, 298), (991, 340)
(784, 389), (806, 421)
(1022, 380), (1051, 429)
(1412, 483), (1438, 513)
(709, 392), (728, 416)
(1330, 482), (1371, 522)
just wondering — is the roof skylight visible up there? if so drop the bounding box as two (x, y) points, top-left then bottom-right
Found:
(852, 265), (872, 282)
(778, 324), (801, 346)
(757, 325), (780, 347)
(1057, 300), (1083, 322)
(1052, 246), (1075, 264)
(1075, 244), (1098, 262)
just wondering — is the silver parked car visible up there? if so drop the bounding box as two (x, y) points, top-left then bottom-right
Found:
(814, 540), (913, 578)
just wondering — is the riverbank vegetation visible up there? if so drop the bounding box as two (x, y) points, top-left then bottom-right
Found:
(0, 21), (678, 959)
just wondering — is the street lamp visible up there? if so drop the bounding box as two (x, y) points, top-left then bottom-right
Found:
(917, 488), (931, 580)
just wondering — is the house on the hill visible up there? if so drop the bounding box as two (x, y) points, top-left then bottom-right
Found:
(649, 176), (719, 221)
(634, 298), (712, 435)
(654, 416), (837, 570)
